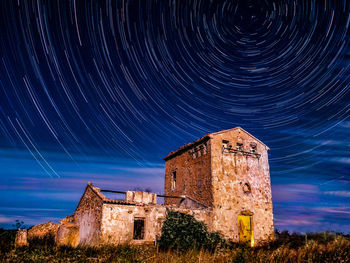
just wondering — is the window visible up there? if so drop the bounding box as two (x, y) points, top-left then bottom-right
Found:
(200, 145), (204, 156)
(222, 140), (229, 152)
(133, 217), (145, 240)
(198, 179), (202, 196)
(171, 170), (176, 190)
(250, 143), (257, 153)
(243, 183), (251, 193)
(236, 142), (243, 151)
(190, 143), (207, 159)
(189, 149), (196, 159)
(202, 143), (207, 155)
(195, 146), (201, 157)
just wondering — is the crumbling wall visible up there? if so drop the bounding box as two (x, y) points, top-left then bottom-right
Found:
(28, 221), (58, 240)
(126, 191), (157, 204)
(14, 222), (58, 247)
(74, 184), (104, 245)
(100, 203), (211, 245)
(15, 229), (28, 247)
(100, 204), (165, 244)
(164, 138), (213, 207)
(56, 215), (79, 247)
(210, 128), (274, 243)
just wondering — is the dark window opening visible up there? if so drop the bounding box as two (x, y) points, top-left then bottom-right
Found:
(236, 142), (243, 151)
(243, 183), (251, 193)
(196, 146), (201, 157)
(222, 140), (229, 152)
(250, 143), (257, 153)
(198, 179), (202, 196)
(133, 218), (145, 240)
(171, 170), (176, 190)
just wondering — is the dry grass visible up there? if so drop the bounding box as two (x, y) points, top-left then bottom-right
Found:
(1, 229), (349, 262)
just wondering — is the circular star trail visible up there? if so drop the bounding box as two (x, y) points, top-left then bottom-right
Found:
(0, 0), (349, 180)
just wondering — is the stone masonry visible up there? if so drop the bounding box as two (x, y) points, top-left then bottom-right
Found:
(16, 127), (274, 247)
(164, 127), (274, 243)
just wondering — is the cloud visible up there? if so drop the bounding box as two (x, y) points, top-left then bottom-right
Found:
(314, 206), (350, 215)
(324, 191), (350, 198)
(274, 218), (320, 226)
(28, 192), (81, 201)
(0, 207), (65, 212)
(274, 212), (321, 227)
(331, 158), (350, 164)
(340, 121), (350, 128)
(0, 216), (12, 223)
(272, 184), (319, 202)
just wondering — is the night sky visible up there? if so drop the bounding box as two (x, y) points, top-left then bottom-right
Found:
(0, 0), (349, 233)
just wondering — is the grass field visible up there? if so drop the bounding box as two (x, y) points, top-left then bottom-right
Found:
(1, 229), (349, 262)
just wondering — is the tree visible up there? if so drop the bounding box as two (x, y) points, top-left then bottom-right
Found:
(13, 220), (24, 230)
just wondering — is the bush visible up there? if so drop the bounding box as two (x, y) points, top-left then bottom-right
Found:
(0, 228), (16, 254)
(158, 210), (224, 252)
(268, 229), (342, 250)
(28, 233), (56, 249)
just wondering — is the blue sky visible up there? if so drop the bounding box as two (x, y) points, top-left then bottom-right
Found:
(0, 149), (164, 228)
(0, 0), (349, 233)
(1, 120), (349, 233)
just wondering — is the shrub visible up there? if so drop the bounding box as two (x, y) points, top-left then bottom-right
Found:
(158, 210), (224, 251)
(28, 232), (56, 249)
(0, 228), (16, 254)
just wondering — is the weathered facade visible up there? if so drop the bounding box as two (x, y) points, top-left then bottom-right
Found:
(164, 127), (274, 245)
(66, 183), (211, 246)
(17, 127), (274, 247)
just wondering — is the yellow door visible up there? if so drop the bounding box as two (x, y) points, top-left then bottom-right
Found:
(238, 215), (254, 246)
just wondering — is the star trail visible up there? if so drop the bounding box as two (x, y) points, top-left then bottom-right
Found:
(0, 0), (349, 232)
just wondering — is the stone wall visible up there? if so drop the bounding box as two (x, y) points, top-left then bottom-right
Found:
(15, 229), (28, 247)
(15, 222), (58, 247)
(74, 184), (104, 245)
(126, 191), (157, 204)
(164, 138), (213, 207)
(28, 221), (58, 240)
(56, 215), (79, 247)
(210, 128), (274, 243)
(100, 203), (211, 245)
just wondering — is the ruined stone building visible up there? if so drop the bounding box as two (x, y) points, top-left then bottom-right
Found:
(18, 127), (274, 247)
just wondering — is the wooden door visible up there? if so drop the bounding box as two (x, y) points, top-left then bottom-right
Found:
(238, 215), (254, 246)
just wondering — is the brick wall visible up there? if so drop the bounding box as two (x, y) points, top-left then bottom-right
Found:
(164, 138), (213, 207)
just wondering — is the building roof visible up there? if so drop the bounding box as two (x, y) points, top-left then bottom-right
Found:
(163, 134), (210, 161)
(163, 127), (269, 161)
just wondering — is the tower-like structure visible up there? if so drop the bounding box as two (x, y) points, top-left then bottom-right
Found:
(164, 127), (274, 244)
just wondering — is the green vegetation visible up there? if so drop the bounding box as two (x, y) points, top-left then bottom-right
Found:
(0, 227), (349, 262)
(159, 210), (224, 251)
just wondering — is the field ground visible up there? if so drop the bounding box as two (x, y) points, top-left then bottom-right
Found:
(1, 229), (349, 262)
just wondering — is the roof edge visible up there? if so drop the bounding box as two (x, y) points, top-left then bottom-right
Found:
(83, 183), (137, 205)
(163, 134), (210, 161)
(211, 127), (270, 150)
(180, 195), (209, 208)
(163, 127), (269, 161)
